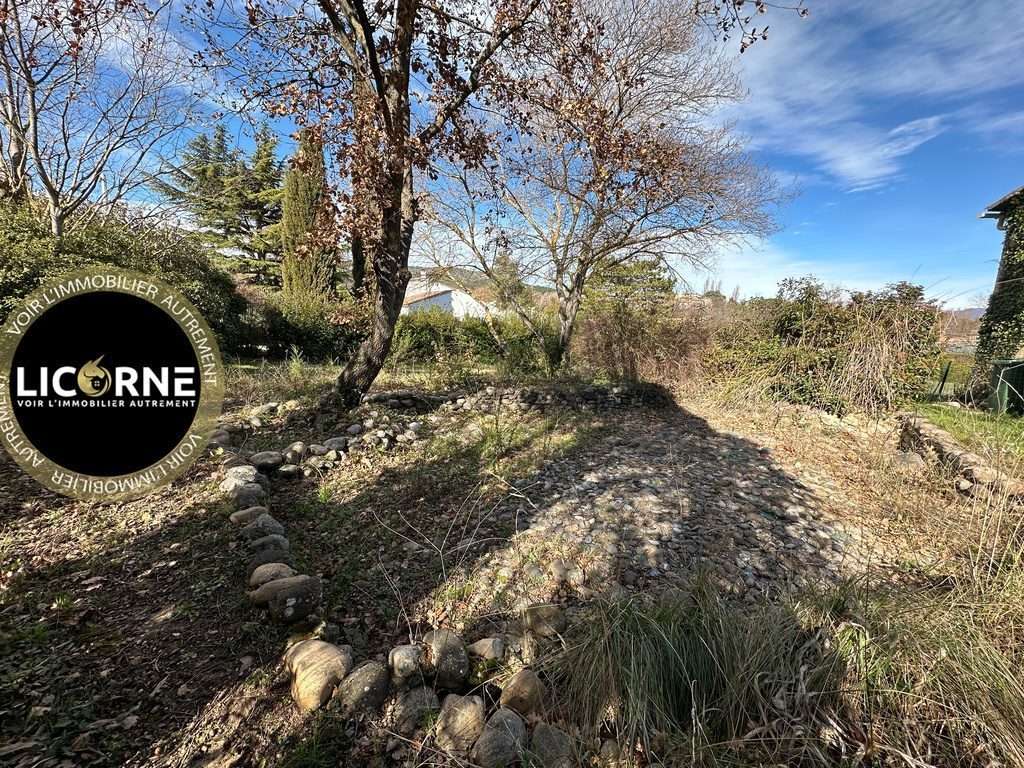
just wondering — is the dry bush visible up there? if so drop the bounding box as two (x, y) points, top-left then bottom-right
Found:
(701, 279), (941, 416)
(572, 264), (744, 384)
(573, 301), (712, 383)
(573, 276), (939, 418)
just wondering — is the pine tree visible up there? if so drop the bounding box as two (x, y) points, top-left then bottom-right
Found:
(491, 247), (529, 311)
(153, 124), (282, 258)
(236, 129), (284, 258)
(280, 130), (335, 298)
(582, 258), (676, 380)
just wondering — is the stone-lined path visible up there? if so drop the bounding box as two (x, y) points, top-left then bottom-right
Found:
(3, 384), (922, 768)
(427, 401), (887, 633)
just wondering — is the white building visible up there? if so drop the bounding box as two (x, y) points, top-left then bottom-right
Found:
(401, 280), (492, 319)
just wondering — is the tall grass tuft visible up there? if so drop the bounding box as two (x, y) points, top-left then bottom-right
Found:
(543, 581), (847, 766)
(546, 565), (1024, 766)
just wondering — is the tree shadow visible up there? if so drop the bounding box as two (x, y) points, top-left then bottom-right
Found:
(330, 398), (847, 631)
(270, 392), (865, 763)
(0, 457), (291, 768)
(0, 390), (858, 767)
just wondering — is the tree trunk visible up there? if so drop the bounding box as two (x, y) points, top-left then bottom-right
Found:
(334, 165), (414, 407)
(49, 203), (64, 238)
(349, 76), (372, 300)
(550, 310), (572, 370)
(481, 309), (509, 359)
(351, 234), (366, 298)
(551, 280), (584, 372)
(1, 132), (28, 202)
(334, 256), (409, 406)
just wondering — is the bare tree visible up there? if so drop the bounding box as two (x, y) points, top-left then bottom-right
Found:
(424, 0), (778, 369)
(193, 0), (806, 405)
(193, 0), (593, 405)
(0, 0), (195, 235)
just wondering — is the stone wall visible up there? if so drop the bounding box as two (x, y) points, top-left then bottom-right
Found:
(898, 412), (1023, 499)
(365, 381), (675, 415)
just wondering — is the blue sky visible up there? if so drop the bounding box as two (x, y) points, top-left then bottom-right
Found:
(172, 1), (1020, 309)
(681, 0), (1023, 308)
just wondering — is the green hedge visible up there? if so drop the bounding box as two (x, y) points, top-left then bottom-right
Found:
(391, 308), (494, 362)
(389, 307), (553, 376)
(0, 202), (248, 353)
(237, 288), (367, 362)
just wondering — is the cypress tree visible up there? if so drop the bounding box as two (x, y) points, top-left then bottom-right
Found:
(280, 130), (335, 298)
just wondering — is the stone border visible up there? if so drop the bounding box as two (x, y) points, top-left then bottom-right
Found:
(208, 407), (431, 628)
(364, 381), (675, 416)
(276, 612), (578, 768)
(212, 422), (577, 767)
(898, 412), (1024, 499)
(199, 385), (668, 766)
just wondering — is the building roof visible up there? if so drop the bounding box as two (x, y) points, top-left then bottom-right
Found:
(404, 288), (453, 305)
(980, 185), (1024, 220)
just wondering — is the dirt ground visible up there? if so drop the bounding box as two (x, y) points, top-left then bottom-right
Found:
(0, 384), (967, 767)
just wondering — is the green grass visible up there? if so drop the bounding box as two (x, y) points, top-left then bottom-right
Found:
(279, 712), (351, 768)
(543, 580), (847, 767)
(225, 357), (505, 412)
(916, 401), (1024, 462)
(544, 574), (1024, 767)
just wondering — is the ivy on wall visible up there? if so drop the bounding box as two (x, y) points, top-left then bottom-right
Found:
(975, 202), (1024, 383)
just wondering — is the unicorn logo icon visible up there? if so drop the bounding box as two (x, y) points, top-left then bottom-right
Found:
(76, 356), (111, 397)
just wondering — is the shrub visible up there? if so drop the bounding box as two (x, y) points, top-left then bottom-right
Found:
(0, 202), (249, 353)
(575, 301), (711, 383)
(393, 308), (510, 363)
(499, 319), (553, 379)
(240, 288), (367, 362)
(573, 259), (683, 381)
(388, 308), (553, 378)
(702, 278), (940, 415)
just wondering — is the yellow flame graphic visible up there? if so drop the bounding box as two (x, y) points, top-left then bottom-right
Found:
(77, 356), (111, 397)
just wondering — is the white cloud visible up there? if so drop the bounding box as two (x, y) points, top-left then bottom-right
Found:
(959, 106), (1024, 149)
(724, 0), (1023, 190)
(676, 239), (815, 298)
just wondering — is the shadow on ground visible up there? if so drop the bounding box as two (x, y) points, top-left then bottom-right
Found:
(0, 457), (286, 768)
(269, 394), (853, 766)
(0, 392), (850, 767)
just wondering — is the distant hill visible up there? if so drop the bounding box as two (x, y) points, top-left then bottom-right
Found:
(940, 307), (982, 355)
